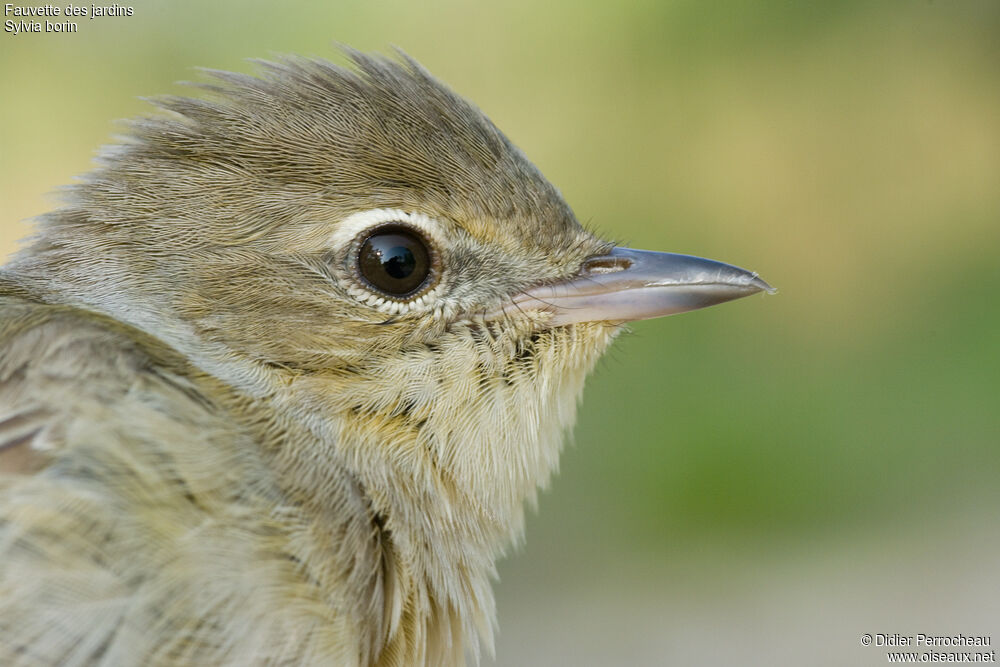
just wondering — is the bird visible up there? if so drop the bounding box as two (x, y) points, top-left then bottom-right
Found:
(0, 50), (771, 666)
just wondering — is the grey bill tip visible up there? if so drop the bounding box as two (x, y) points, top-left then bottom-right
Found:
(508, 246), (775, 325)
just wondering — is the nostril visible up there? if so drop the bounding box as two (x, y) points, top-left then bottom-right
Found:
(580, 255), (633, 275)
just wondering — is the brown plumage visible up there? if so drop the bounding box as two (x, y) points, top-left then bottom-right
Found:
(0, 50), (769, 665)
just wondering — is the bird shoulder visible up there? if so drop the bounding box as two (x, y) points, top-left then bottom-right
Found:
(0, 277), (381, 665)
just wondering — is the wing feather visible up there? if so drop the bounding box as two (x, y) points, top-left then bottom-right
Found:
(0, 287), (371, 665)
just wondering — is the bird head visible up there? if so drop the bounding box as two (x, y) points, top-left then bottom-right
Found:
(11, 50), (771, 651)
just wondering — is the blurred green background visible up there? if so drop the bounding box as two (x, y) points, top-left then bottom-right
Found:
(2, 1), (998, 664)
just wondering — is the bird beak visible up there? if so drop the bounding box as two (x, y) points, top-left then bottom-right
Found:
(507, 247), (775, 325)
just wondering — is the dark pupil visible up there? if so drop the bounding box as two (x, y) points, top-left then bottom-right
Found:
(358, 226), (431, 297)
(383, 245), (415, 279)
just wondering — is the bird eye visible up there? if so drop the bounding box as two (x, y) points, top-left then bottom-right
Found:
(356, 224), (434, 299)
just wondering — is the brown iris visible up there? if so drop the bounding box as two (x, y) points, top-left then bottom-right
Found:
(357, 224), (433, 298)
